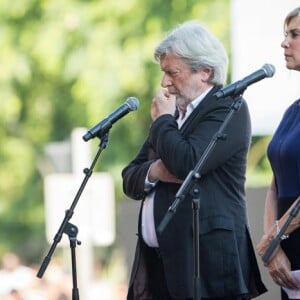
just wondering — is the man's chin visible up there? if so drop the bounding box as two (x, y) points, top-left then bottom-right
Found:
(176, 97), (188, 107)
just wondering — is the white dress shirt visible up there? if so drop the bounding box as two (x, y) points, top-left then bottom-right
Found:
(141, 87), (213, 247)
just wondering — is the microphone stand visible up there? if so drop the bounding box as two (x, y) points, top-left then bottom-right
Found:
(262, 196), (300, 264)
(157, 94), (244, 300)
(37, 133), (110, 300)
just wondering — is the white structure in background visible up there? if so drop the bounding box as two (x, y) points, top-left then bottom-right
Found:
(44, 128), (115, 247)
(43, 127), (115, 299)
(231, 0), (300, 135)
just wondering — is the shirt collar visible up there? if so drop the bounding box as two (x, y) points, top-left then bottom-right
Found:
(177, 86), (213, 128)
(188, 86), (213, 111)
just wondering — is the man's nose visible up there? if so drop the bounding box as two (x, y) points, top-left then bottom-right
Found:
(161, 73), (172, 87)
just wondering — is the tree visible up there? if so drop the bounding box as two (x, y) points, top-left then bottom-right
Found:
(0, 0), (230, 261)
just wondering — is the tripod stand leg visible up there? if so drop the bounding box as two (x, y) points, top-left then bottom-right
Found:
(192, 197), (201, 300)
(65, 222), (81, 300)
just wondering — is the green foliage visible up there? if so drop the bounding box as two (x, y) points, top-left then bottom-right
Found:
(247, 136), (273, 187)
(0, 0), (230, 262)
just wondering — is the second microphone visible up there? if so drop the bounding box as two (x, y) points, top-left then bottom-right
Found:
(83, 97), (140, 141)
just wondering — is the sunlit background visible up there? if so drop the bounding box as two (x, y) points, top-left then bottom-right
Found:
(0, 0), (299, 299)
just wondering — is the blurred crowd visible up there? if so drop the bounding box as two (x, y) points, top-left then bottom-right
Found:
(0, 252), (127, 300)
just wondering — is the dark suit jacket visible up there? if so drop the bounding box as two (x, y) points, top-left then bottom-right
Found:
(122, 86), (267, 299)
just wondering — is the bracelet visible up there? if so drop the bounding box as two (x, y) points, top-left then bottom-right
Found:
(275, 220), (289, 240)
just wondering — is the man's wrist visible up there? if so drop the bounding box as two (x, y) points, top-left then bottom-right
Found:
(144, 163), (158, 192)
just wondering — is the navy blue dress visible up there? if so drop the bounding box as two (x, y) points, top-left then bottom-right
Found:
(267, 99), (300, 299)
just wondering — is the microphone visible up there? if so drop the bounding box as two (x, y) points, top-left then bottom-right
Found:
(215, 64), (275, 99)
(83, 97), (140, 141)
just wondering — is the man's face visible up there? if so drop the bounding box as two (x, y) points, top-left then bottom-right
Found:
(159, 52), (211, 108)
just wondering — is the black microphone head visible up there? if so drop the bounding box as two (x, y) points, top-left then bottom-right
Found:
(126, 97), (140, 111)
(262, 64), (275, 78)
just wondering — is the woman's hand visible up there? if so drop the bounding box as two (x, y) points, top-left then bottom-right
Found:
(256, 227), (277, 259)
(266, 246), (300, 290)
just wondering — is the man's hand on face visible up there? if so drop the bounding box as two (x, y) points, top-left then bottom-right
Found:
(151, 89), (176, 121)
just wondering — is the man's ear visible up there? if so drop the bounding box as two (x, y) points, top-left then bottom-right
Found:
(200, 68), (213, 82)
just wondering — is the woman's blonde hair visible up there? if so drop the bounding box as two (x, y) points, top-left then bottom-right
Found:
(284, 7), (300, 27)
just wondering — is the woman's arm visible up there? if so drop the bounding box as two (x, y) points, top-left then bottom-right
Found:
(257, 176), (300, 289)
(257, 177), (300, 258)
